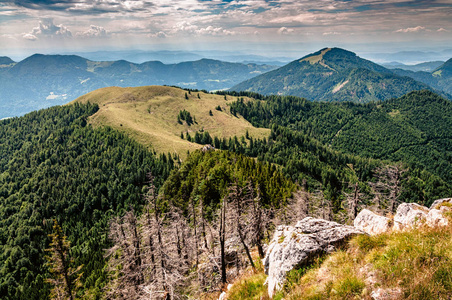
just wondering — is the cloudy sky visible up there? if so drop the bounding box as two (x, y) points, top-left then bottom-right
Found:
(1, 0), (451, 60)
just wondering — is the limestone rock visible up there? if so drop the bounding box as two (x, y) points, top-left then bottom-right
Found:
(427, 206), (450, 227)
(263, 217), (364, 298)
(218, 291), (226, 300)
(354, 209), (392, 235)
(393, 203), (429, 231)
(370, 287), (402, 300)
(429, 198), (452, 210)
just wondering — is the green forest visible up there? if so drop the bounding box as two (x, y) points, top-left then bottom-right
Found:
(0, 103), (175, 299)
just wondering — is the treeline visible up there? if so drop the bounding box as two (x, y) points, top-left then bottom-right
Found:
(0, 103), (175, 299)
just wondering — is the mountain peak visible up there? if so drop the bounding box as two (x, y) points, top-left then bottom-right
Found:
(0, 56), (15, 65)
(231, 47), (432, 103)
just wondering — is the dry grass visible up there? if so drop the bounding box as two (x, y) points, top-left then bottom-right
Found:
(301, 48), (331, 64)
(71, 86), (269, 158)
(210, 224), (452, 300)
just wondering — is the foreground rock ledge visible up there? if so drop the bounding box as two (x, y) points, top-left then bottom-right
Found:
(263, 217), (364, 298)
(354, 198), (452, 236)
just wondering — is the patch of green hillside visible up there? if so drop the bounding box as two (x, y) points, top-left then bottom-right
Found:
(229, 90), (452, 191)
(73, 85), (269, 157)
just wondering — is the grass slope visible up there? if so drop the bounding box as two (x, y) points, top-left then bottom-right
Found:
(73, 85), (269, 156)
(222, 223), (452, 300)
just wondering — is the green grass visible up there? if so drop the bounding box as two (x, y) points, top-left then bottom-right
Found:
(72, 85), (269, 157)
(217, 225), (452, 300)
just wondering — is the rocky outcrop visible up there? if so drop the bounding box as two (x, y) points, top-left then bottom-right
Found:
(354, 209), (392, 235)
(264, 217), (364, 298)
(429, 198), (452, 210)
(393, 203), (429, 231)
(353, 198), (452, 236)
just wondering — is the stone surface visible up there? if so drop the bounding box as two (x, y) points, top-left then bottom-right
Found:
(393, 203), (429, 231)
(427, 207), (450, 227)
(218, 291), (226, 300)
(354, 209), (392, 235)
(263, 217), (364, 298)
(370, 287), (402, 300)
(429, 198), (452, 210)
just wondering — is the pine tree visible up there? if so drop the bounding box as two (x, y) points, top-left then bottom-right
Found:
(46, 220), (82, 300)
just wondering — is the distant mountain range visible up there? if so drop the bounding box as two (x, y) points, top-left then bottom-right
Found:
(383, 61), (445, 72)
(61, 50), (292, 65)
(0, 54), (277, 118)
(391, 58), (452, 96)
(231, 47), (451, 103)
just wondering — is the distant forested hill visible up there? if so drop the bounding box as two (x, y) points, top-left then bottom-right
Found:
(229, 90), (452, 185)
(388, 58), (452, 96)
(231, 48), (444, 103)
(0, 54), (276, 118)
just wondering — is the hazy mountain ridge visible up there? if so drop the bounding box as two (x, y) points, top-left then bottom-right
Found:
(383, 61), (445, 72)
(0, 54), (277, 119)
(231, 47), (446, 103)
(0, 56), (15, 66)
(391, 57), (452, 95)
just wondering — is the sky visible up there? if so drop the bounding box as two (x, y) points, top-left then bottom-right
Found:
(1, 0), (452, 61)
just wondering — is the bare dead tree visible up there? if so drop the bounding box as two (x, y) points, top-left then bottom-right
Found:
(219, 193), (227, 284)
(250, 184), (269, 259)
(46, 220), (83, 300)
(106, 174), (193, 300)
(228, 180), (255, 269)
(370, 163), (407, 214)
(343, 182), (366, 221)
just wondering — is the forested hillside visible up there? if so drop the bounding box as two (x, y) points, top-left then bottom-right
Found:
(0, 104), (175, 299)
(228, 90), (452, 184)
(231, 48), (438, 103)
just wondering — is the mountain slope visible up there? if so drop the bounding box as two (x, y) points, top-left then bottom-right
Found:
(390, 58), (452, 96)
(72, 85), (269, 156)
(0, 54), (276, 119)
(231, 47), (436, 103)
(383, 60), (445, 72)
(0, 104), (175, 299)
(229, 90), (452, 193)
(0, 56), (14, 65)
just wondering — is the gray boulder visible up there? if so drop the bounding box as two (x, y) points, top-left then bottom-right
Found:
(393, 203), (429, 231)
(427, 208), (449, 227)
(263, 217), (364, 298)
(354, 209), (392, 235)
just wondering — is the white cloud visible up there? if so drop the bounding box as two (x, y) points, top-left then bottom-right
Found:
(148, 31), (168, 38)
(23, 18), (72, 41)
(277, 27), (294, 35)
(323, 31), (341, 36)
(22, 33), (37, 41)
(437, 28), (448, 32)
(172, 22), (236, 36)
(76, 25), (108, 38)
(395, 26), (427, 33)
